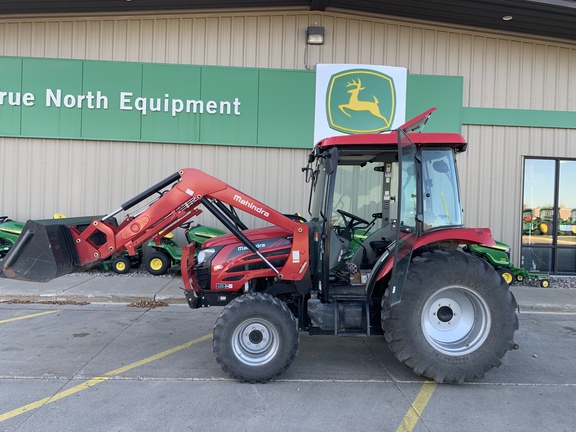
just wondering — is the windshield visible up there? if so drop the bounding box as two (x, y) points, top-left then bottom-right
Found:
(421, 149), (463, 230)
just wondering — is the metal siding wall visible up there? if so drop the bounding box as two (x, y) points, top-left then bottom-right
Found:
(459, 126), (576, 263)
(0, 137), (310, 231)
(1, 9), (576, 260)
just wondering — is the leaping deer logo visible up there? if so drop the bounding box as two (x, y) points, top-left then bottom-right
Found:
(338, 78), (390, 127)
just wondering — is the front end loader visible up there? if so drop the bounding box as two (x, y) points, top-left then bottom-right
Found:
(1, 108), (518, 384)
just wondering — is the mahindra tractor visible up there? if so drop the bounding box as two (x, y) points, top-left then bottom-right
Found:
(1, 108), (518, 384)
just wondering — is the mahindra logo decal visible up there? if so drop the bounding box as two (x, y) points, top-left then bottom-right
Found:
(233, 194), (270, 218)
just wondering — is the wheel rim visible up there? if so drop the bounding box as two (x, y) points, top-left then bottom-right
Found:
(501, 271), (513, 284)
(115, 261), (126, 272)
(149, 258), (164, 271)
(231, 318), (279, 366)
(422, 285), (491, 356)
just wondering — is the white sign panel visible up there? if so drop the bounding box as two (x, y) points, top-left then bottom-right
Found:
(314, 64), (407, 144)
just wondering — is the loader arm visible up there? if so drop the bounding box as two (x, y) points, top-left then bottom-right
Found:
(2, 168), (309, 283)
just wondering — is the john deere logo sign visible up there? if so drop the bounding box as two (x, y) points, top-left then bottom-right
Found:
(327, 69), (396, 134)
(314, 64), (406, 144)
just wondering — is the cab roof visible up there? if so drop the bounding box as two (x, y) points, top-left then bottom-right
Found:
(313, 131), (467, 166)
(315, 131), (468, 153)
(314, 108), (467, 154)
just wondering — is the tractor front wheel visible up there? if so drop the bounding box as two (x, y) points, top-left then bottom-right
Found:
(382, 249), (518, 384)
(213, 292), (299, 383)
(112, 256), (131, 274)
(145, 251), (171, 275)
(497, 267), (514, 285)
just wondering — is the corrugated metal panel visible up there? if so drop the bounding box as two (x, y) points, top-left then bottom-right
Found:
(0, 137), (310, 230)
(2, 10), (575, 103)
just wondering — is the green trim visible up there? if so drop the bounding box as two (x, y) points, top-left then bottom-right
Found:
(463, 107), (576, 129)
(406, 75), (463, 133)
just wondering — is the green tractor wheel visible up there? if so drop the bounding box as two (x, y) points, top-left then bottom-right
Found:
(515, 274), (524, 283)
(540, 279), (550, 288)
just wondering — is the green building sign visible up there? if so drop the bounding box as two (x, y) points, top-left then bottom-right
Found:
(0, 56), (464, 148)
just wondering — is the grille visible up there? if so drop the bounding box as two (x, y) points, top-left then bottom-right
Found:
(195, 266), (210, 290)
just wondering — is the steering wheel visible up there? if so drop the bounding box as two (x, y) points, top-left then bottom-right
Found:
(337, 209), (370, 229)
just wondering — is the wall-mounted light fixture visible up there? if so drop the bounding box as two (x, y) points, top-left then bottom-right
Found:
(304, 26), (325, 70)
(306, 26), (325, 45)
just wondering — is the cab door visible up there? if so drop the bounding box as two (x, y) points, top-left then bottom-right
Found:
(386, 127), (421, 306)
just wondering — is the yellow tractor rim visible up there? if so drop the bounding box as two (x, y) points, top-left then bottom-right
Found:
(150, 258), (164, 271)
(540, 223), (549, 234)
(502, 272), (513, 285)
(115, 261), (126, 272)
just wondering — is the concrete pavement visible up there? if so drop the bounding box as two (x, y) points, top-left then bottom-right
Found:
(1, 271), (576, 313)
(0, 273), (187, 305)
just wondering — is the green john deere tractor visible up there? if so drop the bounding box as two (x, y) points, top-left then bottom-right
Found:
(466, 241), (550, 287)
(522, 208), (541, 235)
(145, 222), (225, 275)
(0, 216), (25, 260)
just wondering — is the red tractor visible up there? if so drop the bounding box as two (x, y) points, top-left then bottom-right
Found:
(1, 109), (518, 384)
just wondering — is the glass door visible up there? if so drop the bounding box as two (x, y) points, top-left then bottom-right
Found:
(522, 158), (576, 274)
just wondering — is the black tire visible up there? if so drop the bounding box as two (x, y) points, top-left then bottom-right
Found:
(382, 249), (518, 384)
(213, 292), (299, 383)
(145, 251), (171, 275)
(130, 254), (142, 269)
(112, 255), (131, 274)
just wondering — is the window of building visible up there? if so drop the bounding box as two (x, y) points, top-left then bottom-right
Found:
(522, 158), (576, 274)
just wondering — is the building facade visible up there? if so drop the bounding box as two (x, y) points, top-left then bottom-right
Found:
(1, 7), (576, 273)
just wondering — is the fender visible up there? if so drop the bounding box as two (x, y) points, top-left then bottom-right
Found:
(372, 227), (496, 286)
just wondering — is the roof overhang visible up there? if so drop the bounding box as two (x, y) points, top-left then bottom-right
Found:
(0, 1), (575, 42)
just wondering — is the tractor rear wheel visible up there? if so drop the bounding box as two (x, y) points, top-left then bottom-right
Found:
(213, 292), (299, 383)
(382, 249), (518, 384)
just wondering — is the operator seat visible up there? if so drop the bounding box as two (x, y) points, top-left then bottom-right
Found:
(350, 225), (395, 269)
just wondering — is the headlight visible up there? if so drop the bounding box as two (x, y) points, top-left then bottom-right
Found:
(197, 248), (216, 265)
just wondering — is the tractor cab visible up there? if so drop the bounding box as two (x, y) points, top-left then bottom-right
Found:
(305, 109), (467, 316)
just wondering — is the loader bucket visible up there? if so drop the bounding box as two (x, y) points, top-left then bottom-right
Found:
(1, 217), (98, 282)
